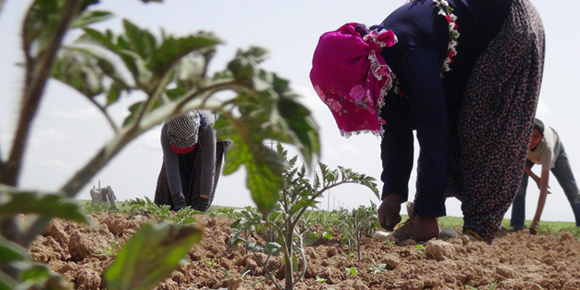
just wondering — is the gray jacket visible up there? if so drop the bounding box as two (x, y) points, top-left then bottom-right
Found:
(160, 111), (216, 210)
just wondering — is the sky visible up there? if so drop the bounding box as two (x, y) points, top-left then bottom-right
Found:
(1, 0), (580, 223)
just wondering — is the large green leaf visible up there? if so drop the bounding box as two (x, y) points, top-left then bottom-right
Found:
(221, 134), (283, 214)
(263, 242), (282, 256)
(23, 0), (100, 57)
(149, 32), (222, 80)
(0, 274), (13, 290)
(0, 186), (90, 225)
(23, 0), (70, 54)
(54, 46), (132, 98)
(276, 92), (320, 165)
(17, 262), (72, 290)
(70, 10), (113, 28)
(0, 246), (73, 290)
(78, 28), (142, 82)
(104, 222), (202, 290)
(122, 19), (156, 62)
(52, 48), (105, 98)
(0, 236), (27, 264)
(302, 231), (320, 246)
(78, 28), (119, 52)
(227, 50), (259, 87)
(245, 149), (283, 214)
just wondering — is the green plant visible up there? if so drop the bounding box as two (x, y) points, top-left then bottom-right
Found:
(322, 231), (334, 240)
(293, 210), (338, 244)
(230, 144), (378, 290)
(202, 258), (217, 267)
(121, 197), (172, 219)
(149, 205), (172, 223)
(223, 268), (266, 288)
(249, 278), (267, 287)
(169, 206), (199, 227)
(315, 275), (327, 283)
(416, 244), (426, 255)
(84, 200), (118, 213)
(209, 207), (242, 219)
(535, 223), (559, 236)
(104, 222), (203, 290)
(345, 267), (358, 275)
(337, 203), (380, 262)
(133, 197), (200, 227)
(369, 263), (387, 273)
(466, 280), (497, 290)
(302, 209), (342, 232)
(121, 198), (149, 216)
(223, 268), (248, 280)
(93, 234), (120, 257)
(0, 0), (319, 288)
(561, 226), (580, 238)
(127, 197), (200, 226)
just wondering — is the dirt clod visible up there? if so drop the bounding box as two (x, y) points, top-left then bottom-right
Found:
(380, 253), (399, 270)
(496, 264), (516, 278)
(561, 231), (575, 242)
(76, 268), (101, 290)
(425, 240), (455, 261)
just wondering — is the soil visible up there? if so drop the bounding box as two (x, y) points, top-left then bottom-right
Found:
(30, 212), (580, 290)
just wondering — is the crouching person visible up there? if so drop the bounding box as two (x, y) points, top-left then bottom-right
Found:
(510, 118), (580, 234)
(154, 110), (226, 212)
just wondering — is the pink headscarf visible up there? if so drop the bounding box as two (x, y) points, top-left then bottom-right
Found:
(310, 23), (397, 137)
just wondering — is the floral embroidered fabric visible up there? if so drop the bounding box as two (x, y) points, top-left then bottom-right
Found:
(408, 0), (459, 74)
(310, 23), (397, 137)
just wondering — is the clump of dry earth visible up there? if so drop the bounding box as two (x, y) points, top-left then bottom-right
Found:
(29, 212), (580, 289)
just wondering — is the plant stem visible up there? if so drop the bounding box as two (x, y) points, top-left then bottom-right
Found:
(357, 231), (361, 262)
(285, 220), (294, 290)
(293, 236), (307, 285)
(1, 0), (81, 186)
(251, 250), (283, 290)
(133, 67), (175, 127)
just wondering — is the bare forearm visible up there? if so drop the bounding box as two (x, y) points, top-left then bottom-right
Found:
(524, 164), (539, 183)
(533, 190), (548, 223)
(533, 170), (550, 223)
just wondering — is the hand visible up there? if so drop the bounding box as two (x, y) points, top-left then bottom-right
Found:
(378, 193), (402, 231)
(534, 179), (551, 192)
(530, 220), (539, 235)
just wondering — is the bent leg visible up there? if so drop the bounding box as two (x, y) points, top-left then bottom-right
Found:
(510, 173), (529, 230)
(454, 0), (544, 243)
(154, 163), (175, 209)
(551, 145), (580, 227)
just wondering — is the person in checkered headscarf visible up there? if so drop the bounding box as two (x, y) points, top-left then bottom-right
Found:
(154, 110), (226, 212)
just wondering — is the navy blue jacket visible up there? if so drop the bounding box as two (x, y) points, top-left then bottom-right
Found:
(375, 0), (512, 217)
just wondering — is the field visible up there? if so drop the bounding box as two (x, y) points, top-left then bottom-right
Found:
(29, 208), (580, 290)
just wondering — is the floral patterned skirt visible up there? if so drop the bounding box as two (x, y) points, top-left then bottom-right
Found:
(154, 141), (227, 211)
(444, 0), (545, 243)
